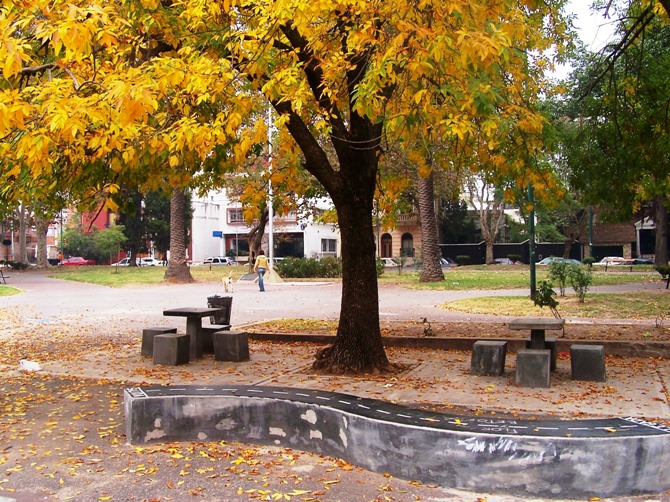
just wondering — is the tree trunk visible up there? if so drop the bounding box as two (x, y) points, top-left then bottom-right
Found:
(35, 215), (50, 268)
(17, 204), (29, 264)
(247, 208), (269, 273)
(417, 171), (444, 282)
(164, 188), (194, 283)
(313, 189), (391, 374)
(655, 195), (668, 266)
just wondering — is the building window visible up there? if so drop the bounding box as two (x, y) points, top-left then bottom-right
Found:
(381, 234), (392, 258)
(228, 208), (244, 224)
(401, 233), (414, 257)
(321, 238), (337, 254)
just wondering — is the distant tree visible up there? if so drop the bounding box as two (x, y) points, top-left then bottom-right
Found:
(438, 200), (477, 244)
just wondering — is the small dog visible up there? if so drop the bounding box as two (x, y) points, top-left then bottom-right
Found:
(222, 273), (233, 293)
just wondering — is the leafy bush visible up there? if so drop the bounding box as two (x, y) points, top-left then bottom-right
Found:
(582, 256), (595, 267)
(274, 257), (342, 278)
(455, 255), (470, 266)
(375, 257), (385, 277)
(568, 265), (593, 303)
(548, 260), (569, 296)
(655, 265), (670, 278)
(534, 280), (560, 318)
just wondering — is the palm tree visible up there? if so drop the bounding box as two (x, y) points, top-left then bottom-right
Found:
(164, 188), (194, 283)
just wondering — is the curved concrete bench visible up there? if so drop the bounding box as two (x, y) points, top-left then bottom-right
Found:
(124, 385), (670, 498)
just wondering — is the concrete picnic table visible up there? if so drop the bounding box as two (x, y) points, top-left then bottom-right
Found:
(163, 307), (224, 359)
(509, 317), (565, 349)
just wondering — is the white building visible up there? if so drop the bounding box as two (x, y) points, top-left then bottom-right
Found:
(190, 190), (340, 263)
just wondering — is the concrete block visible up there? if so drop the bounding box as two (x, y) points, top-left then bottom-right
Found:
(202, 324), (231, 354)
(141, 327), (177, 357)
(516, 349), (551, 388)
(571, 344), (606, 382)
(153, 333), (190, 366)
(213, 331), (249, 362)
(470, 340), (507, 376)
(526, 337), (558, 371)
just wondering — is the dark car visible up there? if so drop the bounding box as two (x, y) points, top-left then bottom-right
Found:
(61, 256), (96, 266)
(632, 258), (654, 265)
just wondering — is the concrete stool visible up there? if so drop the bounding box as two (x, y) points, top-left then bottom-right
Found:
(213, 331), (249, 362)
(141, 327), (177, 357)
(526, 337), (557, 371)
(202, 324), (232, 354)
(470, 341), (507, 376)
(571, 344), (606, 382)
(153, 333), (190, 366)
(516, 349), (551, 388)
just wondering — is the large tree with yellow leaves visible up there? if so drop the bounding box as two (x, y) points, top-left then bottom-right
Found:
(1, 0), (569, 373)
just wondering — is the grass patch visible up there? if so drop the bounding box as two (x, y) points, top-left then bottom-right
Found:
(47, 265), (250, 287)
(47, 263), (662, 291)
(0, 285), (21, 296)
(380, 266), (661, 290)
(441, 291), (670, 320)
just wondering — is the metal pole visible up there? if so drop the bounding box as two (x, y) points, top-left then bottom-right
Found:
(529, 184), (536, 300)
(267, 107), (274, 268)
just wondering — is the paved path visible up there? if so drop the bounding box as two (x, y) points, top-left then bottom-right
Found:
(0, 270), (669, 502)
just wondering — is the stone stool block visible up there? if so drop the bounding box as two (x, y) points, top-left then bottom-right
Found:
(213, 331), (249, 362)
(526, 337), (557, 371)
(470, 341), (507, 376)
(516, 349), (551, 388)
(571, 344), (606, 382)
(202, 324), (232, 354)
(141, 327), (177, 357)
(153, 333), (190, 366)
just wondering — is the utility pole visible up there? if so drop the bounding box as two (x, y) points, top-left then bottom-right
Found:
(529, 184), (536, 299)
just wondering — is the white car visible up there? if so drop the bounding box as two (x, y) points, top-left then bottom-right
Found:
(139, 257), (163, 266)
(203, 256), (237, 266)
(596, 256), (628, 266)
(111, 257), (138, 267)
(381, 258), (399, 267)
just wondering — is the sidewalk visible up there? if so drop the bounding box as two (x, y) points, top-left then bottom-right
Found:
(0, 270), (669, 501)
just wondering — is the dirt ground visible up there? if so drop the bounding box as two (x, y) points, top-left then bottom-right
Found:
(249, 319), (670, 342)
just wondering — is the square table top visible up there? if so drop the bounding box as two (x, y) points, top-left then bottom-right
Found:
(509, 317), (565, 330)
(163, 307), (224, 318)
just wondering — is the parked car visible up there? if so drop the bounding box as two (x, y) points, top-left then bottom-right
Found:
(536, 256), (581, 266)
(596, 256), (628, 266)
(440, 257), (456, 267)
(492, 257), (514, 265)
(61, 256), (96, 266)
(203, 256), (237, 266)
(110, 257), (139, 267)
(381, 257), (399, 267)
(139, 257), (164, 266)
(631, 257), (654, 265)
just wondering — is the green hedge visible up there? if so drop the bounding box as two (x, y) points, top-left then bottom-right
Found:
(274, 257), (342, 278)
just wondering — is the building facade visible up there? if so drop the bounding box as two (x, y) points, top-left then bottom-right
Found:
(190, 191), (340, 263)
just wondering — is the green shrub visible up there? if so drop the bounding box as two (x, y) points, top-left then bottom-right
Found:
(568, 264), (593, 303)
(455, 255), (470, 266)
(582, 256), (595, 267)
(655, 265), (670, 278)
(274, 257), (342, 278)
(534, 280), (560, 318)
(375, 257), (385, 277)
(548, 261), (569, 296)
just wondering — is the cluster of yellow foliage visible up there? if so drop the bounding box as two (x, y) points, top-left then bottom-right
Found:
(1, 0), (570, 210)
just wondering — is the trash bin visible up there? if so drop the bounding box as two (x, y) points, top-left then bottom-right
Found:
(207, 295), (233, 325)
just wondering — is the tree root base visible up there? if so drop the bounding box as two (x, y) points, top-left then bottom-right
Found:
(312, 345), (405, 375)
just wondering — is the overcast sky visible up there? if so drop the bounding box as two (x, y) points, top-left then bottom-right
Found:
(569, 0), (617, 51)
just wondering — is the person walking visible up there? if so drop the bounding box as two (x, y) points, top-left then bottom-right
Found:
(253, 249), (269, 292)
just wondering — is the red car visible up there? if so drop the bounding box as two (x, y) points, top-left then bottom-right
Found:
(61, 256), (96, 266)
